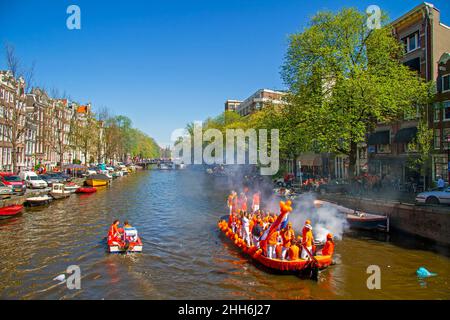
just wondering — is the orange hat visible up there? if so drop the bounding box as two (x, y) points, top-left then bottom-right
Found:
(305, 219), (311, 225)
(327, 233), (333, 239)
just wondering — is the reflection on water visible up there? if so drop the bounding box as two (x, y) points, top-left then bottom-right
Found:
(0, 170), (449, 299)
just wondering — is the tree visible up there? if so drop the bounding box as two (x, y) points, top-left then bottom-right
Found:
(3, 43), (36, 172)
(281, 8), (432, 178)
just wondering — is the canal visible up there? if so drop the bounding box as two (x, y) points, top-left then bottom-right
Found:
(0, 170), (449, 299)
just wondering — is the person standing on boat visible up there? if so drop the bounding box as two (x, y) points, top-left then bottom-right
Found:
(267, 230), (279, 259)
(227, 191), (237, 215)
(242, 212), (251, 246)
(301, 224), (314, 260)
(281, 222), (295, 260)
(252, 191), (260, 213)
(238, 192), (248, 212)
(252, 218), (264, 248)
(321, 233), (335, 257)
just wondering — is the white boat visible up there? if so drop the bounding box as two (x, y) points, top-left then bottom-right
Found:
(50, 183), (71, 200)
(64, 184), (80, 193)
(159, 164), (169, 170)
(26, 195), (52, 206)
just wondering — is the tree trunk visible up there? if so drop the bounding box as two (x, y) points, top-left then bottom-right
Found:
(348, 141), (358, 180)
(11, 143), (17, 174)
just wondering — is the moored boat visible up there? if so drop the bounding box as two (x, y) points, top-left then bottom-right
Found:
(50, 183), (71, 200)
(26, 195), (52, 206)
(76, 187), (97, 193)
(64, 182), (80, 193)
(0, 205), (24, 219)
(85, 174), (110, 187)
(346, 212), (388, 231)
(217, 217), (332, 274)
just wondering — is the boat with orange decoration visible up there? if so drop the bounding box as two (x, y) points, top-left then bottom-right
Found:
(217, 200), (333, 278)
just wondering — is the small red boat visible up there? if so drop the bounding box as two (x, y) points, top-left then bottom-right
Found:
(107, 227), (143, 253)
(75, 187), (97, 194)
(0, 205), (24, 219)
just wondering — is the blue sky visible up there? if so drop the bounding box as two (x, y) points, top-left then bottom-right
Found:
(1, 0), (449, 146)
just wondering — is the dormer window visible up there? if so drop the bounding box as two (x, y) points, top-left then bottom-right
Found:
(403, 32), (419, 53)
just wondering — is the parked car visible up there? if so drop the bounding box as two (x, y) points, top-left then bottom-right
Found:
(39, 174), (60, 187)
(54, 172), (71, 182)
(0, 181), (14, 199)
(317, 180), (351, 194)
(19, 171), (48, 189)
(415, 187), (450, 205)
(0, 172), (27, 195)
(47, 173), (66, 183)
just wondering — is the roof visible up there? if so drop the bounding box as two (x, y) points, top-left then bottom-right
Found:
(391, 2), (434, 27)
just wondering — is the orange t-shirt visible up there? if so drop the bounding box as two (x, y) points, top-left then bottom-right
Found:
(267, 231), (279, 246)
(303, 230), (313, 247)
(283, 229), (295, 248)
(288, 245), (299, 260)
(322, 240), (335, 256)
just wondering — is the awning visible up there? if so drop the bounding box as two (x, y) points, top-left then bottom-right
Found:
(297, 153), (322, 167)
(394, 127), (418, 143)
(368, 131), (390, 145)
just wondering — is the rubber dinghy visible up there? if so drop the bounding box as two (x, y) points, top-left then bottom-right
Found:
(218, 218), (332, 272)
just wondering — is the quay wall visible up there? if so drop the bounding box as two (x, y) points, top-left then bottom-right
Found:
(318, 194), (450, 246)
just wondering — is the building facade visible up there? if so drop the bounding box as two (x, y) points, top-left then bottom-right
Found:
(365, 2), (450, 186)
(233, 89), (287, 117)
(224, 99), (241, 112)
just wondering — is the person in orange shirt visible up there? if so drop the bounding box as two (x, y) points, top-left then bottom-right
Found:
(267, 230), (279, 259)
(301, 224), (314, 260)
(288, 240), (300, 260)
(227, 191), (236, 216)
(302, 220), (314, 244)
(281, 223), (295, 260)
(321, 233), (335, 256)
(238, 193), (247, 212)
(252, 191), (260, 212)
(108, 220), (121, 242)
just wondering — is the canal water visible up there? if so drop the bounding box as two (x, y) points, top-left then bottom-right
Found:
(0, 170), (449, 299)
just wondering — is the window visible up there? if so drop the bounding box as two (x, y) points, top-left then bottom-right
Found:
(377, 144), (391, 153)
(444, 128), (450, 150)
(442, 74), (450, 93)
(403, 32), (419, 53)
(434, 129), (441, 149)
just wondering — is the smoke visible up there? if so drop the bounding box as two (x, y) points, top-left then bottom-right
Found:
(216, 164), (347, 243)
(262, 192), (348, 242)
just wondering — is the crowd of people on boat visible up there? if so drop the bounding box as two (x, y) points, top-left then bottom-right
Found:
(226, 190), (334, 261)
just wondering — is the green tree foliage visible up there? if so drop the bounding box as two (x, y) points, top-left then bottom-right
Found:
(281, 8), (432, 176)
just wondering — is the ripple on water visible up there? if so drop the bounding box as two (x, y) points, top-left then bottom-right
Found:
(0, 170), (449, 299)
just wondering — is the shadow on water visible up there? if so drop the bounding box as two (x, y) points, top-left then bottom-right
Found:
(345, 228), (450, 258)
